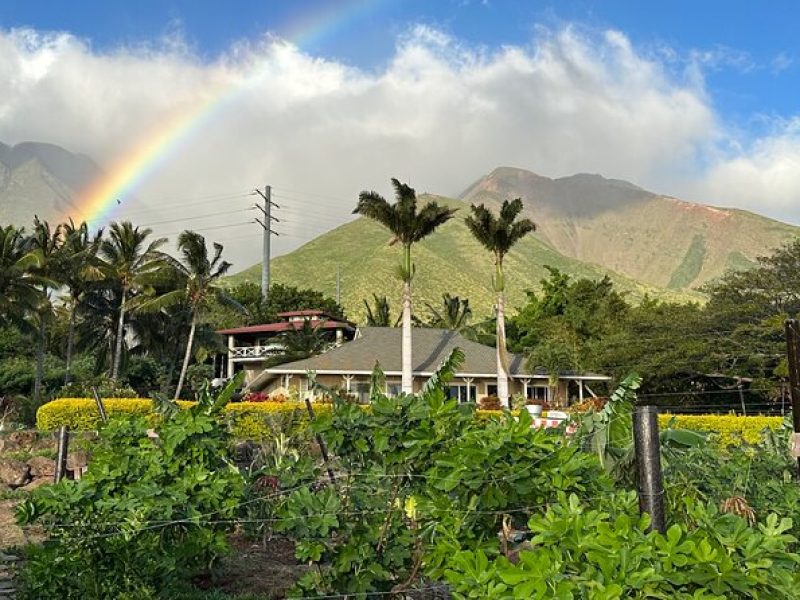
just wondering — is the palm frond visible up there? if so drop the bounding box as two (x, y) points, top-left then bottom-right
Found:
(421, 347), (465, 397)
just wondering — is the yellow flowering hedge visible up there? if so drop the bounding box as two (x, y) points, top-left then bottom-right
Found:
(658, 414), (783, 447)
(39, 398), (515, 439)
(37, 398), (333, 440)
(38, 400), (784, 446)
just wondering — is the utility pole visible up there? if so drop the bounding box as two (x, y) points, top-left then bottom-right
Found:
(632, 405), (666, 533)
(336, 264), (341, 305)
(254, 186), (279, 302)
(784, 319), (800, 474)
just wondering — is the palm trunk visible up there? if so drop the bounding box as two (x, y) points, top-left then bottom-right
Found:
(496, 290), (510, 407)
(64, 301), (77, 385)
(401, 279), (413, 394)
(33, 317), (46, 403)
(111, 289), (127, 381)
(174, 313), (197, 400)
(495, 257), (510, 407)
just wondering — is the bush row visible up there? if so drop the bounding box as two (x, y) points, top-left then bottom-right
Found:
(658, 413), (783, 446)
(38, 397), (516, 437)
(38, 398), (786, 444)
(37, 398), (328, 439)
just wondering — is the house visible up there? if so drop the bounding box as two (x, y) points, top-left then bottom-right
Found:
(248, 326), (609, 406)
(217, 310), (356, 385)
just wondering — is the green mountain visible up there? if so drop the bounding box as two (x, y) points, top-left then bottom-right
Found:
(0, 141), (102, 226)
(229, 195), (702, 322)
(460, 167), (800, 290)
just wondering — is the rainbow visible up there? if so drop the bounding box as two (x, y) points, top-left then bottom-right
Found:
(73, 0), (383, 226)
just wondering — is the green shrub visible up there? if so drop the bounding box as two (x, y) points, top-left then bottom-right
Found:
(16, 378), (245, 599)
(442, 492), (800, 599)
(124, 356), (165, 396)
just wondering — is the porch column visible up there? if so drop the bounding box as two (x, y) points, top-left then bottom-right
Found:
(519, 377), (531, 401)
(578, 380), (584, 402)
(227, 335), (235, 378)
(283, 374), (294, 389)
(462, 377), (474, 403)
(343, 374), (354, 392)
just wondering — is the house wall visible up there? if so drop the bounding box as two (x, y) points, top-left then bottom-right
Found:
(257, 373), (575, 406)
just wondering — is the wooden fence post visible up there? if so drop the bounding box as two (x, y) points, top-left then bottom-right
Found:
(91, 386), (108, 424)
(784, 319), (800, 475)
(54, 426), (70, 483)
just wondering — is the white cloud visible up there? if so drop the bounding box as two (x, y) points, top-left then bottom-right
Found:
(0, 24), (797, 270)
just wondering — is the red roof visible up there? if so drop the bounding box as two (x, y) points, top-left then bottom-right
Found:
(217, 320), (353, 336)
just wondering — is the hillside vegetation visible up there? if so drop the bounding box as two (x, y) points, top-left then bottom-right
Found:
(229, 195), (700, 321)
(461, 167), (800, 290)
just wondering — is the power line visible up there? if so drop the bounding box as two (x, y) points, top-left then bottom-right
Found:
(136, 207), (254, 228)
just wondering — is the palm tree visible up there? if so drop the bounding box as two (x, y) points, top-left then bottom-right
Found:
(354, 179), (457, 394)
(28, 218), (66, 403)
(465, 199), (536, 407)
(266, 319), (331, 367)
(0, 225), (46, 325)
(137, 231), (242, 399)
(100, 221), (167, 381)
(363, 294), (395, 327)
(61, 220), (104, 384)
(422, 293), (472, 330)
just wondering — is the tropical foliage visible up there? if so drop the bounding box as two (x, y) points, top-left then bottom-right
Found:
(0, 216), (350, 421)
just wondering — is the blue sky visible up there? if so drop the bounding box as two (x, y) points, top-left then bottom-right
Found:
(2, 0), (798, 129)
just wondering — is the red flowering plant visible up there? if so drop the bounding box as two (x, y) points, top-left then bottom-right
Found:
(243, 391), (269, 403)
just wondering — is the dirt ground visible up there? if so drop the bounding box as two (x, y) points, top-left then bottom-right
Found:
(0, 500), (24, 549)
(193, 535), (306, 599)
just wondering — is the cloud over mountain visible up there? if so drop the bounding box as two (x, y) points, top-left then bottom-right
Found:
(0, 24), (797, 268)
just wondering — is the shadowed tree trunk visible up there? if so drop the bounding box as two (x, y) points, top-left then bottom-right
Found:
(33, 318), (46, 403)
(174, 313), (197, 400)
(64, 304), (77, 385)
(111, 289), (127, 381)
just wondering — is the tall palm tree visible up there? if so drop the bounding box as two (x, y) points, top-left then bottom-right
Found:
(465, 199), (536, 406)
(61, 220), (104, 384)
(138, 231), (242, 399)
(28, 218), (66, 403)
(354, 179), (457, 394)
(422, 293), (472, 330)
(0, 225), (45, 326)
(100, 221), (167, 381)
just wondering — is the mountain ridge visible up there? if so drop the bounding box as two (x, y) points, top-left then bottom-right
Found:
(0, 141), (102, 226)
(459, 166), (799, 290)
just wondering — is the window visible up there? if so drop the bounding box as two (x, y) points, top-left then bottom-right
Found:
(386, 383), (402, 397)
(352, 382), (370, 405)
(446, 384), (477, 403)
(528, 386), (549, 401)
(487, 384), (498, 397)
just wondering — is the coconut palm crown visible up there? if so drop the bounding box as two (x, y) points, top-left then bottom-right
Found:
(354, 178), (457, 393)
(465, 198), (536, 292)
(465, 198), (535, 406)
(100, 221), (167, 381)
(138, 230), (244, 399)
